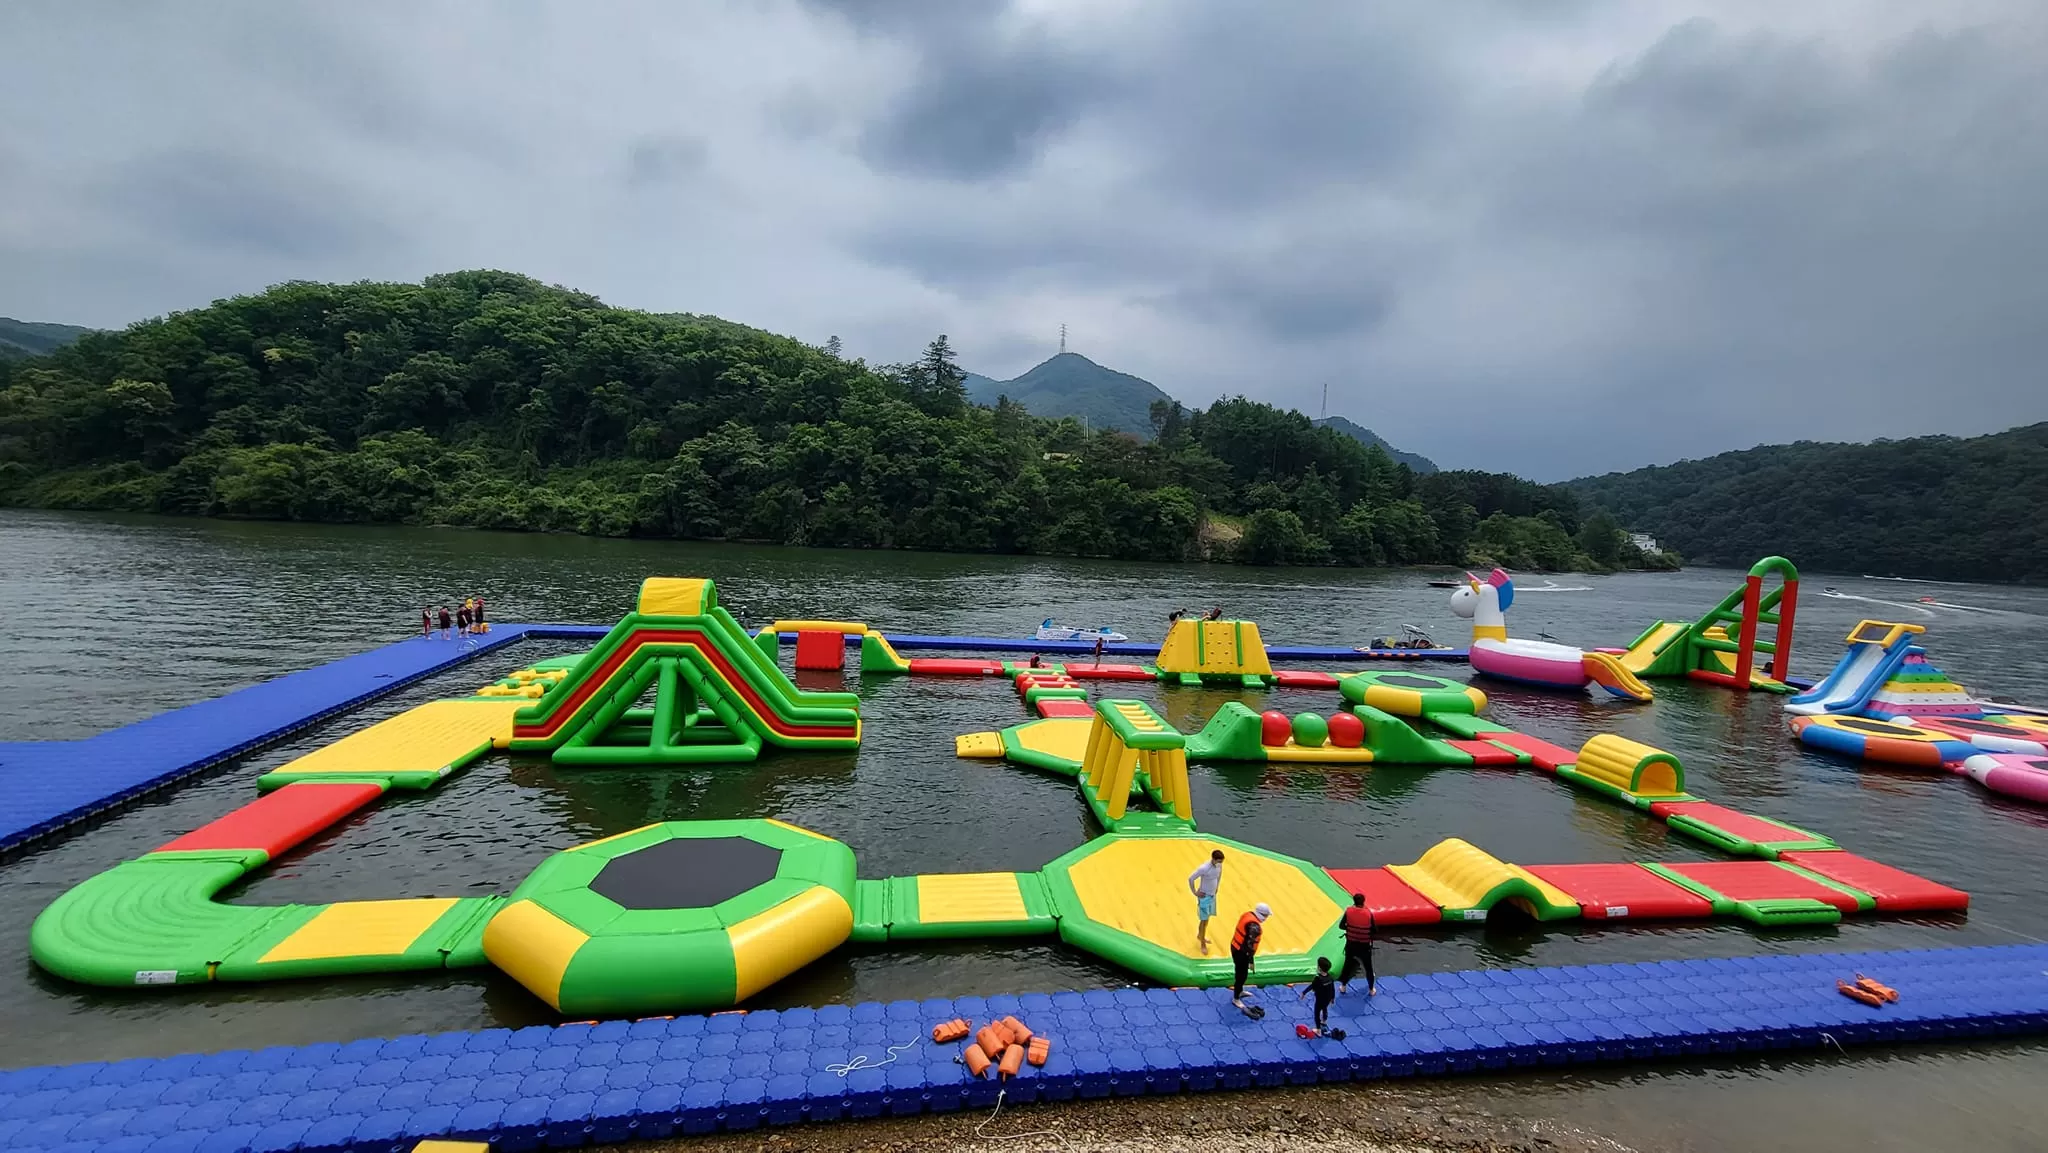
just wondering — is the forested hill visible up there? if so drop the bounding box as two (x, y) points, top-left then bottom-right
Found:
(0, 270), (1656, 573)
(0, 318), (94, 360)
(964, 352), (1170, 436)
(1567, 424), (2048, 582)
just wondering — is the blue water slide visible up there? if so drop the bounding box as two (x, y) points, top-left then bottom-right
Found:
(1786, 640), (1913, 716)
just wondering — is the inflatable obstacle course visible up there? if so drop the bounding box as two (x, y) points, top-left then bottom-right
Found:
(510, 578), (860, 765)
(1624, 556), (1799, 692)
(27, 573), (1972, 1029)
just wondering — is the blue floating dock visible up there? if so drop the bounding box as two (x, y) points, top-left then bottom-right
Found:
(1, 944), (2041, 1151)
(0, 624), (604, 854)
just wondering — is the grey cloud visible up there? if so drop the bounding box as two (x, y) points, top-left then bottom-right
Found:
(96, 149), (401, 261)
(4, 1), (2047, 479)
(626, 135), (710, 187)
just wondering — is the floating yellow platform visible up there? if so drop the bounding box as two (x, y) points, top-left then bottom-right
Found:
(257, 699), (525, 790)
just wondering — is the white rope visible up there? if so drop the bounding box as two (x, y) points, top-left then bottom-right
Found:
(974, 1087), (1062, 1142)
(826, 1039), (918, 1076)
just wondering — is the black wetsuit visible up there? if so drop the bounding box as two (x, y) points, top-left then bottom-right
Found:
(1307, 971), (1336, 1030)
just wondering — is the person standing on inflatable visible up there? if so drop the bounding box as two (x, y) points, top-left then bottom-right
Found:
(1336, 892), (1378, 997)
(1187, 849), (1224, 955)
(1230, 902), (1270, 1010)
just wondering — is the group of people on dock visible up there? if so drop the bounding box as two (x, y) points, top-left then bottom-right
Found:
(420, 596), (489, 640)
(1188, 848), (1375, 1036)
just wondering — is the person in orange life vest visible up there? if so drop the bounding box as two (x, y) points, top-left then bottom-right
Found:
(1336, 892), (1377, 997)
(1229, 902), (1271, 1008)
(1187, 848), (1224, 955)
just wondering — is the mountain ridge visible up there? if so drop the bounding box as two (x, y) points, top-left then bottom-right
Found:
(0, 317), (94, 360)
(965, 351), (1436, 471)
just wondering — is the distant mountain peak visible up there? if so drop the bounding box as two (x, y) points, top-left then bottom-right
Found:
(0, 317), (95, 360)
(965, 352), (1173, 435)
(1312, 415), (1438, 474)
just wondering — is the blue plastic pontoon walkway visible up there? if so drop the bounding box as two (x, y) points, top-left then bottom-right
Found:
(0, 624), (603, 853)
(2, 943), (2043, 1151)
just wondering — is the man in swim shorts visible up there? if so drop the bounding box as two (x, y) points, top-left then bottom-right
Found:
(1187, 848), (1224, 954)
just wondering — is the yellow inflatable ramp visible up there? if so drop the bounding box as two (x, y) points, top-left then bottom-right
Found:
(877, 871), (1058, 939)
(258, 699), (524, 791)
(1559, 734), (1690, 808)
(1621, 621), (1686, 675)
(1155, 618), (1274, 680)
(1389, 838), (1580, 922)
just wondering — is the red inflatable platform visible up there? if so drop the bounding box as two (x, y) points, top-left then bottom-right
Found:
(1323, 866), (1444, 925)
(1481, 730), (1579, 772)
(1658, 860), (1864, 913)
(906, 658), (1004, 676)
(1271, 670), (1342, 689)
(1779, 850), (1969, 913)
(1063, 663), (1158, 682)
(1035, 698), (1095, 718)
(1526, 862), (1714, 920)
(157, 781), (385, 861)
(1447, 739), (1522, 767)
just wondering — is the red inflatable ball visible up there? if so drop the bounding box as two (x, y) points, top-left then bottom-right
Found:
(1259, 710), (1294, 746)
(1326, 710), (1365, 748)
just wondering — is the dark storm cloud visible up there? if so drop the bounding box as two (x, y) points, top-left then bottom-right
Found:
(808, 0), (1119, 181)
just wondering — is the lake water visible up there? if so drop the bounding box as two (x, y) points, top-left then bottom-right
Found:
(4, 508), (2047, 1150)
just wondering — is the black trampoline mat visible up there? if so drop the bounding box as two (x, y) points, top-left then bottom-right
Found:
(591, 836), (782, 909)
(1375, 674), (1451, 690)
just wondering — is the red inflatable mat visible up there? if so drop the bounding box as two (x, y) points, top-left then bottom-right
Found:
(1481, 730), (1579, 772)
(157, 781), (384, 860)
(1035, 698), (1096, 718)
(1447, 739), (1522, 766)
(1657, 860), (1863, 913)
(1323, 866), (1443, 925)
(1272, 669), (1342, 689)
(1779, 850), (1969, 913)
(907, 658), (1004, 676)
(1647, 801), (1828, 850)
(1526, 863), (1713, 920)
(1063, 663), (1157, 682)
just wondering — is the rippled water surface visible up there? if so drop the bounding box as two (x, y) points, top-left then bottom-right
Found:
(4, 509), (2047, 1149)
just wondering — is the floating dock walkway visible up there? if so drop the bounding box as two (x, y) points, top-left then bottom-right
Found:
(2, 944), (2043, 1150)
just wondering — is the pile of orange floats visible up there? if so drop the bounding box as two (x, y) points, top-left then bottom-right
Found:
(933, 1014), (1052, 1079)
(1836, 973), (1900, 1007)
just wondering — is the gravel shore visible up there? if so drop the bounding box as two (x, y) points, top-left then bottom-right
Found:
(622, 1082), (1646, 1152)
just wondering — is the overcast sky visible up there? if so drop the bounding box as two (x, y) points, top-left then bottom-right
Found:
(3, 1), (2044, 479)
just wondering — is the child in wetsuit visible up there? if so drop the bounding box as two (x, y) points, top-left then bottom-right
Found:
(438, 605), (454, 639)
(1299, 955), (1337, 1034)
(420, 608), (432, 639)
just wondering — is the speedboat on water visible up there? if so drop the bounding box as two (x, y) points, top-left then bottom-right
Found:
(1035, 619), (1128, 643)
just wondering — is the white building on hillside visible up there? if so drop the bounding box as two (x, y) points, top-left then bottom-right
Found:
(1627, 532), (1660, 552)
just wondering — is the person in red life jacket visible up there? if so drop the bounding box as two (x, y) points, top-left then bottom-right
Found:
(1336, 892), (1377, 997)
(1229, 901), (1271, 1009)
(420, 608), (432, 639)
(437, 605), (454, 639)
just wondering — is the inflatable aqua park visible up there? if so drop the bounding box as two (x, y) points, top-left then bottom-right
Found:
(14, 567), (2044, 1149)
(29, 575), (1975, 1023)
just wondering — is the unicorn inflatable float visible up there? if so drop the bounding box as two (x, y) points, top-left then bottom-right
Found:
(1449, 569), (1652, 701)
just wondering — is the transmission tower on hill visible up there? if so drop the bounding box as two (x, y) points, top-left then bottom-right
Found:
(1059, 323), (1067, 355)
